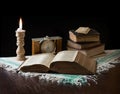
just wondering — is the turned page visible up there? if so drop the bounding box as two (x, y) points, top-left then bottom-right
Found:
(18, 53), (55, 70)
(51, 50), (78, 62)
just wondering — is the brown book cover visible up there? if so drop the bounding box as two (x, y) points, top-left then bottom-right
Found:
(67, 43), (105, 57)
(67, 40), (101, 49)
(69, 29), (100, 42)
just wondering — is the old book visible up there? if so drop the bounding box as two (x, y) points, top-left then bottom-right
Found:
(18, 50), (96, 74)
(75, 27), (91, 34)
(69, 29), (100, 42)
(67, 43), (105, 57)
(67, 40), (101, 49)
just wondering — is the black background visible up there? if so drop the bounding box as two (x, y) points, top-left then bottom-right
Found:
(1, 16), (119, 57)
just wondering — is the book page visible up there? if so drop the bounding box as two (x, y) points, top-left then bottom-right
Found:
(51, 51), (78, 62)
(19, 53), (55, 69)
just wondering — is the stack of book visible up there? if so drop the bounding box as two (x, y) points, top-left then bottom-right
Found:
(67, 27), (105, 57)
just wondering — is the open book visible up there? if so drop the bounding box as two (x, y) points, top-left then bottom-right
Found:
(18, 50), (96, 74)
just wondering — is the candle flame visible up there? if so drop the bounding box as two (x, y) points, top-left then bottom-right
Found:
(19, 17), (22, 29)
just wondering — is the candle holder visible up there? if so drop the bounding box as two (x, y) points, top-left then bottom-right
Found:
(16, 31), (26, 61)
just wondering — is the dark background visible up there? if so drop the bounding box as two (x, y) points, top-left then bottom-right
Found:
(1, 16), (119, 57)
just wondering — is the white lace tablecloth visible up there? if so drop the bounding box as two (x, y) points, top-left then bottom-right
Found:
(0, 49), (120, 86)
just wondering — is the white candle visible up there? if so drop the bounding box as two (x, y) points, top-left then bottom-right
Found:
(16, 17), (26, 61)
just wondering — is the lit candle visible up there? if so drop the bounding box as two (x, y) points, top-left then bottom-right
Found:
(16, 17), (26, 61)
(16, 17), (25, 32)
(19, 18), (22, 29)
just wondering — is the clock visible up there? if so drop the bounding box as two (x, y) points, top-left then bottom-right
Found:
(32, 36), (62, 55)
(40, 36), (56, 53)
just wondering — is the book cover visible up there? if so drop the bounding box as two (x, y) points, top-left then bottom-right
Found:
(67, 43), (105, 57)
(67, 40), (101, 49)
